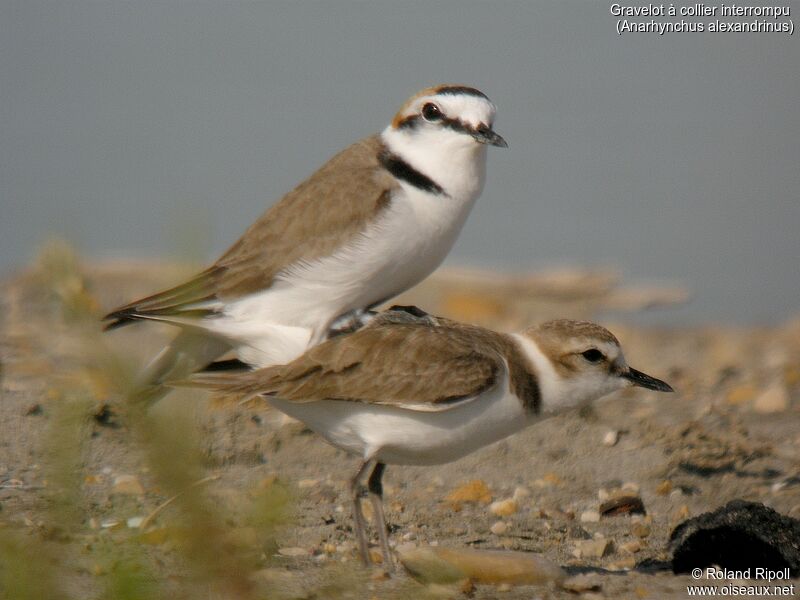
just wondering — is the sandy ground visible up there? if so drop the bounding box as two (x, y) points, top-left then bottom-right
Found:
(1, 252), (799, 599)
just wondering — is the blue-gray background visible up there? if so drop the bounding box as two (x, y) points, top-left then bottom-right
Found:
(2, 2), (798, 325)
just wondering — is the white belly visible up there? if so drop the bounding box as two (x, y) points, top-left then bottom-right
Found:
(207, 187), (477, 367)
(267, 376), (529, 466)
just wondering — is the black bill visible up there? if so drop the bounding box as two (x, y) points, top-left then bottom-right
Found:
(624, 367), (674, 393)
(471, 126), (508, 148)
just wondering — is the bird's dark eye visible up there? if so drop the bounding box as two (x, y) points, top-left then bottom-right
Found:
(421, 103), (443, 122)
(581, 349), (605, 363)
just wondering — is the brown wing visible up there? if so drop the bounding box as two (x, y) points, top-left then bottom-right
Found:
(103, 136), (396, 329)
(181, 320), (505, 412)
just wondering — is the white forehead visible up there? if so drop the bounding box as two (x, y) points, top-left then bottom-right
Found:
(431, 92), (496, 125)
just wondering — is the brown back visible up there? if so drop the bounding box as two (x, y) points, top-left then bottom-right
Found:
(186, 316), (541, 414)
(104, 135), (396, 323)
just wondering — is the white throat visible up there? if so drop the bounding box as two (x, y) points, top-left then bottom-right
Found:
(380, 126), (488, 202)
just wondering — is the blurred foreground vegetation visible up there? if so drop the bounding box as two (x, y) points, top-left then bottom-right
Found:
(0, 242), (291, 600)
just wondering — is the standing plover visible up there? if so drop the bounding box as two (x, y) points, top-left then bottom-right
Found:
(180, 310), (673, 570)
(103, 85), (506, 403)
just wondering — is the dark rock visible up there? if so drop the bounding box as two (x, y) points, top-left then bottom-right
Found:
(669, 500), (800, 577)
(568, 525), (592, 540)
(92, 403), (118, 427)
(24, 403), (43, 416)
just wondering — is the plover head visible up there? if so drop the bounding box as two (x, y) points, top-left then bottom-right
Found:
(519, 319), (674, 413)
(388, 84), (507, 151)
(381, 84), (506, 200)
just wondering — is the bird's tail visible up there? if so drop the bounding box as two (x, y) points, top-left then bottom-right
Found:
(129, 329), (231, 406)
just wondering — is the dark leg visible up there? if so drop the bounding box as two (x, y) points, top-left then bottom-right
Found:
(350, 459), (376, 566)
(367, 462), (394, 572)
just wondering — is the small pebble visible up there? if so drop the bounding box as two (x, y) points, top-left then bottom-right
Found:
(445, 480), (493, 508)
(126, 516), (144, 529)
(512, 486), (531, 502)
(111, 474), (144, 496)
(753, 384), (789, 413)
(655, 480), (673, 495)
(631, 523), (651, 538)
(580, 510), (601, 523)
(323, 543), (336, 555)
(490, 498), (518, 517)
(603, 430), (619, 446)
(490, 520), (508, 535)
(620, 539), (642, 554)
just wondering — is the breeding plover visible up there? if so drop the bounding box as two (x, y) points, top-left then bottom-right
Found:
(103, 85), (506, 402)
(180, 309), (673, 570)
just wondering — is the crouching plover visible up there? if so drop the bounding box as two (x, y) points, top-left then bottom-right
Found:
(103, 85), (507, 404)
(178, 309), (673, 571)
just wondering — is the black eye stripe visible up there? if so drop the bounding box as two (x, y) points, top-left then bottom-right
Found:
(441, 116), (480, 136)
(396, 115), (420, 129)
(396, 112), (482, 139)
